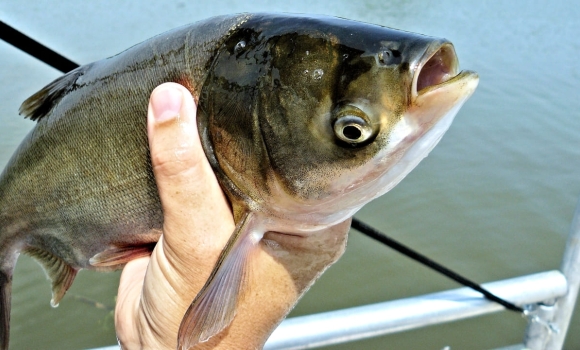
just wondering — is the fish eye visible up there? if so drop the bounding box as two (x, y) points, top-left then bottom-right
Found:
(333, 115), (374, 145)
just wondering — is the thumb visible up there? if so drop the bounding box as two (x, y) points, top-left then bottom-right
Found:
(147, 82), (233, 269)
(128, 83), (235, 348)
(147, 83), (207, 206)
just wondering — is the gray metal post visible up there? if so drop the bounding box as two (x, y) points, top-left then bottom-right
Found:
(524, 198), (580, 349)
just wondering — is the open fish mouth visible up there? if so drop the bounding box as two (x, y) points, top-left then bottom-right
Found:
(412, 43), (475, 99)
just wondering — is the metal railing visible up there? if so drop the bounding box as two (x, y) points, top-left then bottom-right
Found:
(265, 271), (567, 349)
(524, 198), (580, 349)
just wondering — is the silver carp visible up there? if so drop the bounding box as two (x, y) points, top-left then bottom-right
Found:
(0, 13), (478, 349)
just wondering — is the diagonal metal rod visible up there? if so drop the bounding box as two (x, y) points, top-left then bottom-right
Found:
(0, 19), (524, 315)
(351, 218), (524, 313)
(0, 20), (79, 72)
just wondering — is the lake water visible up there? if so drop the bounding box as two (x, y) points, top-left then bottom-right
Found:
(1, 1), (579, 349)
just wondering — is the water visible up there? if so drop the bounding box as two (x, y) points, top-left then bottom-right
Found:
(0, 1), (579, 349)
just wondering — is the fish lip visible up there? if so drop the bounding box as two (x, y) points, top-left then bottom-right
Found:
(411, 42), (462, 101)
(413, 69), (480, 107)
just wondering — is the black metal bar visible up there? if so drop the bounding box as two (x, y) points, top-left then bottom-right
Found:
(0, 20), (79, 73)
(351, 217), (524, 313)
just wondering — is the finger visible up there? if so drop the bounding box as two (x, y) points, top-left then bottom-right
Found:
(115, 256), (149, 348)
(263, 219), (351, 291)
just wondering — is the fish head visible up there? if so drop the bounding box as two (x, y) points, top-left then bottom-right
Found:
(198, 14), (479, 229)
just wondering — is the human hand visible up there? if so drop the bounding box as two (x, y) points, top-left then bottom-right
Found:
(115, 82), (351, 349)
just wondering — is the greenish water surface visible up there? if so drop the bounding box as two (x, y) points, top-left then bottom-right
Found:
(0, 1), (579, 349)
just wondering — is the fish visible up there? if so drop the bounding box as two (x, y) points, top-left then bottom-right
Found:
(0, 13), (478, 349)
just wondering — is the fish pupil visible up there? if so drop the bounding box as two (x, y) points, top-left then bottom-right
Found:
(333, 113), (374, 146)
(343, 125), (362, 140)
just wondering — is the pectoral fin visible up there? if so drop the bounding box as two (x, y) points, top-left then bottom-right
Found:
(177, 211), (262, 349)
(89, 243), (157, 267)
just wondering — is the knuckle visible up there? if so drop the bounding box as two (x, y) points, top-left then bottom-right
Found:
(151, 146), (200, 179)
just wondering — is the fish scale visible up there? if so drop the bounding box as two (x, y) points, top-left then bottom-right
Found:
(0, 13), (478, 349)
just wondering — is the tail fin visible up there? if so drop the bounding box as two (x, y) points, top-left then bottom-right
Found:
(0, 240), (18, 350)
(0, 267), (12, 350)
(1, 164), (17, 350)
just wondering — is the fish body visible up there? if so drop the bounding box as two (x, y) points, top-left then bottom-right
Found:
(0, 13), (478, 349)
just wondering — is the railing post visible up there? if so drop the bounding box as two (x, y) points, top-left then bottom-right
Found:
(524, 198), (580, 349)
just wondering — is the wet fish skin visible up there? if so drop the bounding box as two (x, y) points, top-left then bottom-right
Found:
(0, 13), (478, 349)
(1, 14), (251, 267)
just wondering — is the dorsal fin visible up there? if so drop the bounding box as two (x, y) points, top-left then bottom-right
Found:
(24, 247), (78, 307)
(19, 66), (86, 121)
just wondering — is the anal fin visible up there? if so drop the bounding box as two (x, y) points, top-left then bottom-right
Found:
(89, 243), (156, 267)
(24, 248), (78, 307)
(178, 211), (263, 349)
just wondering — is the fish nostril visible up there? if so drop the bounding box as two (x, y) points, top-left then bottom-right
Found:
(416, 44), (459, 93)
